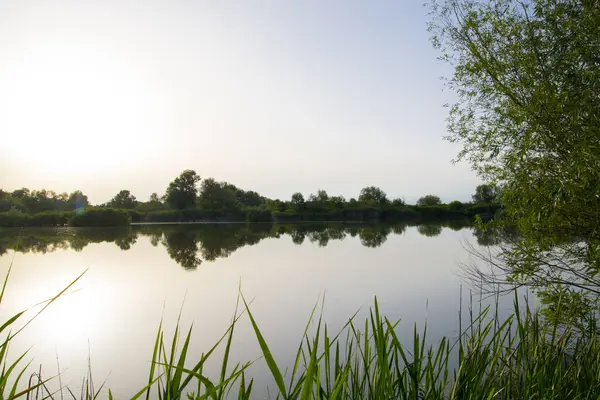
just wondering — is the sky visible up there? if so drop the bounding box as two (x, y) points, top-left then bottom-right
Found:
(0, 0), (481, 205)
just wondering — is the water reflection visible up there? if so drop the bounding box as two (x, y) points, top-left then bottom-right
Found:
(417, 224), (443, 237)
(0, 221), (504, 269)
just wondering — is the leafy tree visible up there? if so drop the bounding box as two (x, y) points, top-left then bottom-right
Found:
(448, 200), (464, 211)
(472, 184), (499, 204)
(67, 191), (89, 212)
(165, 170), (201, 210)
(359, 186), (389, 204)
(391, 198), (406, 207)
(309, 190), (329, 203)
(429, 0), (600, 322)
(266, 199), (286, 212)
(237, 190), (263, 207)
(108, 190), (138, 209)
(290, 192), (305, 209)
(11, 188), (30, 199)
(149, 192), (161, 203)
(198, 178), (238, 210)
(417, 195), (442, 206)
(329, 195), (345, 207)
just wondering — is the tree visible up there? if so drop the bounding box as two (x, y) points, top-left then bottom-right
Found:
(359, 186), (389, 205)
(448, 200), (464, 211)
(392, 198), (406, 207)
(237, 190), (263, 207)
(67, 191), (89, 212)
(429, 0), (600, 323)
(290, 192), (305, 209)
(108, 190), (138, 209)
(165, 170), (201, 210)
(198, 178), (238, 210)
(264, 199), (285, 212)
(416, 195), (441, 206)
(309, 190), (329, 203)
(149, 192), (161, 203)
(329, 195), (346, 207)
(11, 188), (30, 199)
(472, 184), (499, 204)
(325, 195), (346, 210)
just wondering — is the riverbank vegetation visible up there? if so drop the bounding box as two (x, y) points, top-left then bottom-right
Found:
(429, 0), (600, 324)
(0, 181), (501, 227)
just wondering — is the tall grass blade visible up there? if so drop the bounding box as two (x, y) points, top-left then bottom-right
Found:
(241, 293), (287, 398)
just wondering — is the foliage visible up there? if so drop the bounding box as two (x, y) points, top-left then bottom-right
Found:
(391, 198), (406, 207)
(359, 186), (389, 205)
(429, 0), (600, 320)
(245, 207), (273, 223)
(448, 200), (463, 210)
(0, 176), (502, 227)
(417, 195), (442, 206)
(149, 192), (161, 203)
(107, 190), (138, 209)
(0, 211), (71, 228)
(290, 192), (305, 210)
(165, 170), (201, 210)
(0, 189), (89, 214)
(69, 208), (131, 227)
(198, 178), (238, 211)
(123, 209), (144, 223)
(472, 184), (499, 204)
(136, 200), (167, 213)
(308, 190), (329, 203)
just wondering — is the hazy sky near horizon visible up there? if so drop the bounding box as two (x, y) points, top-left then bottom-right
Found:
(0, 1), (480, 204)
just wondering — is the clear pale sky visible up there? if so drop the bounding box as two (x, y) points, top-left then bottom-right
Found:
(0, 1), (480, 205)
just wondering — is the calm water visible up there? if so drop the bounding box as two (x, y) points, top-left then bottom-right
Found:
(0, 223), (516, 397)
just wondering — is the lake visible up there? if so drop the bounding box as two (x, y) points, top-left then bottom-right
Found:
(0, 222), (519, 397)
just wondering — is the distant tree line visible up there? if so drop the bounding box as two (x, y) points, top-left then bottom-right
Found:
(0, 170), (501, 227)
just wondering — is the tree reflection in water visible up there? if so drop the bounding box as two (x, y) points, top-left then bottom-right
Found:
(0, 221), (492, 269)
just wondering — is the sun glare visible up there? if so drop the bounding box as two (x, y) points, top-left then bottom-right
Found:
(1, 45), (165, 177)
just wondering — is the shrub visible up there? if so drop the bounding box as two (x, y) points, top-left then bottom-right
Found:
(123, 209), (144, 223)
(0, 212), (29, 227)
(29, 211), (71, 227)
(69, 208), (131, 227)
(246, 207), (273, 222)
(448, 200), (464, 211)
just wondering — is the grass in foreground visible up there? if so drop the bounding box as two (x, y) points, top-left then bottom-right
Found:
(2, 267), (600, 399)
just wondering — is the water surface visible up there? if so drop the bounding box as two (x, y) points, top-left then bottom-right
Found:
(0, 223), (512, 396)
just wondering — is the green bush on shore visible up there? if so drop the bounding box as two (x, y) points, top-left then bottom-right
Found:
(0, 203), (502, 228)
(0, 211), (72, 227)
(68, 208), (131, 227)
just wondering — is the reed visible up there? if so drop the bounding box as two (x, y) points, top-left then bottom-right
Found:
(2, 267), (599, 399)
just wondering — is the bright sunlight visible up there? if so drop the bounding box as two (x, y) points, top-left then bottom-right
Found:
(0, 44), (167, 178)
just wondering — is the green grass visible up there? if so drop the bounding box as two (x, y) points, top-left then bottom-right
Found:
(2, 267), (600, 399)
